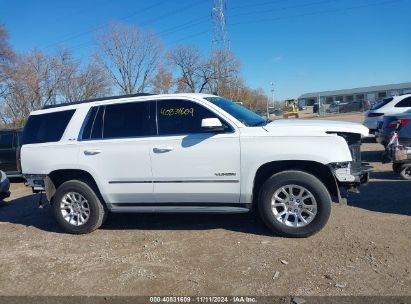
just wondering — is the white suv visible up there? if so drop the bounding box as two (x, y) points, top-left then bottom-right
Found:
(21, 93), (369, 237)
(364, 93), (411, 132)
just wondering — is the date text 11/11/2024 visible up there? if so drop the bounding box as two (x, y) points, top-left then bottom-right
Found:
(149, 296), (257, 303)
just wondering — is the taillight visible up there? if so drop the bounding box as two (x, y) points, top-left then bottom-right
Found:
(388, 118), (410, 128)
(368, 112), (384, 118)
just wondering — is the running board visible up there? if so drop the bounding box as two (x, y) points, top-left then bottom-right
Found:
(109, 205), (250, 214)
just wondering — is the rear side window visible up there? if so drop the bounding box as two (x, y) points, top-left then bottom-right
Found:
(395, 96), (411, 108)
(371, 97), (393, 110)
(81, 102), (155, 140)
(103, 102), (155, 138)
(22, 110), (75, 144)
(0, 133), (13, 149)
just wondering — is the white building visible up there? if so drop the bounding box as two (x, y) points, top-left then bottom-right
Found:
(298, 82), (411, 106)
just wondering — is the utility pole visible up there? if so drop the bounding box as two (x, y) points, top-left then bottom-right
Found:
(318, 94), (321, 116)
(268, 82), (274, 119)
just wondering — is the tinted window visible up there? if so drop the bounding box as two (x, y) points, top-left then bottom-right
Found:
(157, 100), (227, 135)
(103, 102), (155, 138)
(22, 110), (75, 144)
(395, 97), (411, 108)
(0, 133), (13, 149)
(371, 97), (393, 110)
(81, 107), (98, 140)
(91, 107), (104, 139)
(205, 97), (267, 126)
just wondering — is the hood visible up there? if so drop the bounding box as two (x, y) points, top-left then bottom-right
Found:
(265, 119), (369, 137)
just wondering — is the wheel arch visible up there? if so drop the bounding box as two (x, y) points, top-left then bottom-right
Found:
(252, 160), (339, 206)
(46, 169), (105, 204)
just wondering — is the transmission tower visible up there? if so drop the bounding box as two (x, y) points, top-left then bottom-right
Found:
(211, 0), (229, 50)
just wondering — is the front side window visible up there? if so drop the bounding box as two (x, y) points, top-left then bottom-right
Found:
(22, 110), (75, 145)
(395, 96), (411, 108)
(157, 99), (228, 135)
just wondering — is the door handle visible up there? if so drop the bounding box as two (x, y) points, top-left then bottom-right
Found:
(153, 147), (173, 153)
(84, 150), (102, 155)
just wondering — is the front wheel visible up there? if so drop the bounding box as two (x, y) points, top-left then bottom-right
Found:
(258, 170), (332, 238)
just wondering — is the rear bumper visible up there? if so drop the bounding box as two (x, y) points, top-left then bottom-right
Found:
(23, 174), (46, 192)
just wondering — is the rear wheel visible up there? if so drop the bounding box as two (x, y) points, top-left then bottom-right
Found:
(399, 164), (411, 180)
(258, 170), (331, 238)
(52, 180), (107, 234)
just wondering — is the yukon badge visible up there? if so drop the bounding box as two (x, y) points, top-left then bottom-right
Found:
(215, 172), (236, 177)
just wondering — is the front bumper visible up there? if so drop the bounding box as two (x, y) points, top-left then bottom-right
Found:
(0, 191), (10, 200)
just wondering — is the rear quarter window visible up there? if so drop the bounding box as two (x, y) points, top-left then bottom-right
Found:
(395, 96), (411, 108)
(22, 110), (75, 144)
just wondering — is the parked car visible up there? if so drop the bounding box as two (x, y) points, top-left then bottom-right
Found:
(0, 129), (22, 177)
(0, 170), (10, 200)
(375, 110), (411, 147)
(364, 94), (411, 133)
(327, 102), (347, 113)
(21, 93), (369, 236)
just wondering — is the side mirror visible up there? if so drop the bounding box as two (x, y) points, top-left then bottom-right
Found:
(201, 118), (225, 132)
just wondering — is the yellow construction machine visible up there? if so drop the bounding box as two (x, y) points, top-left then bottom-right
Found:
(283, 99), (299, 118)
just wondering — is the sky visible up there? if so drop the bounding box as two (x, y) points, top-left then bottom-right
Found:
(1, 0), (410, 100)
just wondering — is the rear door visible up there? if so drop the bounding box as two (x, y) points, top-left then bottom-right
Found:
(77, 101), (156, 204)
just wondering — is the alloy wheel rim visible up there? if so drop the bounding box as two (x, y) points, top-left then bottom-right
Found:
(60, 192), (90, 226)
(271, 184), (317, 228)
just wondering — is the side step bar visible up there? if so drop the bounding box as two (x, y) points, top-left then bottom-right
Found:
(109, 205), (250, 214)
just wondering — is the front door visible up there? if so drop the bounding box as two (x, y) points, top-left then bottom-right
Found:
(77, 101), (156, 204)
(150, 99), (241, 204)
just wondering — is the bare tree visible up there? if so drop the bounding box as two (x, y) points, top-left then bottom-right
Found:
(56, 49), (111, 102)
(168, 45), (214, 93)
(96, 23), (163, 94)
(0, 49), (65, 125)
(209, 48), (241, 96)
(152, 67), (173, 94)
(0, 48), (112, 126)
(0, 25), (15, 99)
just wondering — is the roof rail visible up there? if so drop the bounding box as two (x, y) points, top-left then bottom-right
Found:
(42, 93), (153, 109)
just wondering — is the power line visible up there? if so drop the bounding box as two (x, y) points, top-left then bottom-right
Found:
(231, 0), (403, 26)
(43, 0), (204, 50)
(171, 0), (402, 46)
(230, 0), (337, 18)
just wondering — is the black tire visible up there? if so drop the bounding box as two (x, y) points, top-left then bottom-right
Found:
(399, 164), (411, 180)
(393, 163), (401, 173)
(52, 180), (107, 234)
(258, 170), (332, 238)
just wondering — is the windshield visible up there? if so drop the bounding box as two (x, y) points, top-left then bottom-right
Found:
(205, 97), (268, 127)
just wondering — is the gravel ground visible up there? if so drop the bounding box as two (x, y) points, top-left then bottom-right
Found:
(0, 113), (410, 296)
